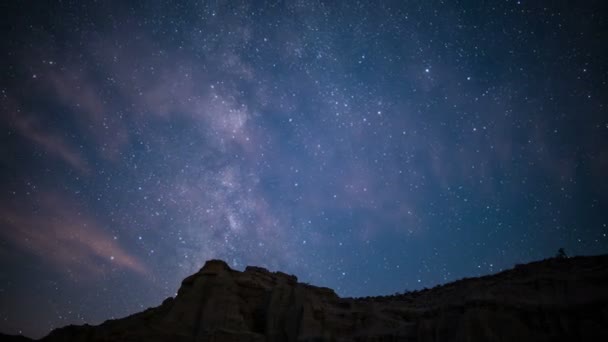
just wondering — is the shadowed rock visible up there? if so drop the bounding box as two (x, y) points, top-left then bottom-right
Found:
(8, 255), (608, 341)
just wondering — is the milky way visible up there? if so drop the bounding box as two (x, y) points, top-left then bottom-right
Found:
(1, 1), (607, 338)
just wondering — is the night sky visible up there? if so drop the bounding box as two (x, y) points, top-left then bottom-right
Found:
(1, 0), (608, 338)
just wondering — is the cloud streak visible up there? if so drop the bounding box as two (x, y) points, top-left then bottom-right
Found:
(0, 193), (148, 277)
(2, 100), (89, 173)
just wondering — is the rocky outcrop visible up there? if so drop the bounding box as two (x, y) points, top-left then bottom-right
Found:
(12, 255), (608, 341)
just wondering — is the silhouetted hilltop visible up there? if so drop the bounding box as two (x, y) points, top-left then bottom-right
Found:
(6, 255), (608, 341)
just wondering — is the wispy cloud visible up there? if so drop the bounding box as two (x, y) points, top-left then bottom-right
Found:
(0, 193), (148, 277)
(45, 68), (130, 161)
(3, 100), (89, 173)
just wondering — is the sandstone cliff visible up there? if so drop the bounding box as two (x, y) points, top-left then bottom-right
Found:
(7, 255), (608, 341)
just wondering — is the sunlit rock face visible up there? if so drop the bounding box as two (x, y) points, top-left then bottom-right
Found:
(11, 255), (608, 341)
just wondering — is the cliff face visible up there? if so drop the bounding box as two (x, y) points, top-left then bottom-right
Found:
(16, 255), (608, 341)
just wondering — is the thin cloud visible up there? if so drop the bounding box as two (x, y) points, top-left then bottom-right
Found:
(0, 193), (148, 277)
(6, 104), (89, 173)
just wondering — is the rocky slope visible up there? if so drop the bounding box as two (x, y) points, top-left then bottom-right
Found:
(7, 255), (608, 341)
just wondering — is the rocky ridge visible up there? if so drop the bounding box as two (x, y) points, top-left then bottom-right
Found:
(5, 255), (608, 341)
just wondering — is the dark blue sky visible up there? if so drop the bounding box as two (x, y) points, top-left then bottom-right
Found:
(1, 0), (607, 338)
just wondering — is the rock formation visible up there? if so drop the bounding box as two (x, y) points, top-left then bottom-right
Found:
(6, 255), (608, 341)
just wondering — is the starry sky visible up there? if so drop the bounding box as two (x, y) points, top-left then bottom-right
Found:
(1, 0), (607, 338)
